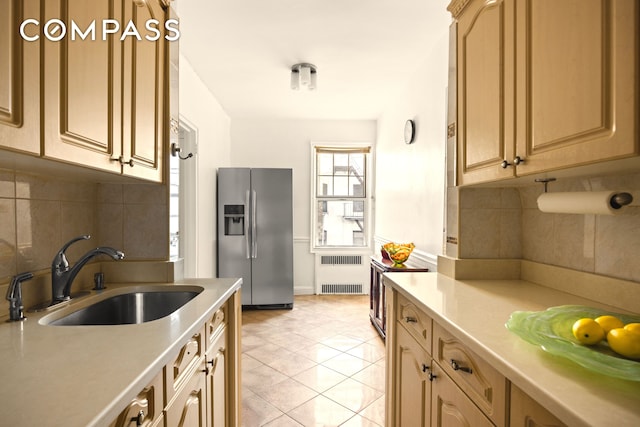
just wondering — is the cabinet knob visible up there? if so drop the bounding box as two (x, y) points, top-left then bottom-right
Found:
(421, 363), (429, 373)
(428, 372), (438, 382)
(501, 156), (525, 168)
(110, 156), (134, 167)
(132, 410), (145, 426)
(450, 359), (473, 374)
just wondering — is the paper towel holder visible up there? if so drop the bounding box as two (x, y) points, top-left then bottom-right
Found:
(535, 177), (633, 209)
(534, 178), (556, 193)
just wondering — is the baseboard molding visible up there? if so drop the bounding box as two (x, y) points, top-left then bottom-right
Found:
(294, 285), (315, 295)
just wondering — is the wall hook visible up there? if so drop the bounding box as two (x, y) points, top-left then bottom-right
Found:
(534, 177), (556, 193)
(171, 143), (194, 160)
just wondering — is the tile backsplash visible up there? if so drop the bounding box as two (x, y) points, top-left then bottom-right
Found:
(0, 169), (168, 285)
(457, 171), (640, 283)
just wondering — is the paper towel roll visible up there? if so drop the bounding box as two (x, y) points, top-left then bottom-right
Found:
(537, 191), (627, 215)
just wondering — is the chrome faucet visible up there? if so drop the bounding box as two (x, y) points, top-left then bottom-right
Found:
(51, 235), (124, 305)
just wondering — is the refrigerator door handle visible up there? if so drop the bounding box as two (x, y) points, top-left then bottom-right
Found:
(251, 189), (258, 258)
(244, 190), (251, 259)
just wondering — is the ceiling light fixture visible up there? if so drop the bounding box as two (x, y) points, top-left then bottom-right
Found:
(290, 63), (317, 91)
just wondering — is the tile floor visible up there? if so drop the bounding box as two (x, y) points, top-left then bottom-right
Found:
(241, 295), (386, 426)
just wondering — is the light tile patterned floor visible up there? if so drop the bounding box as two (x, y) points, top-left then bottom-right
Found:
(241, 295), (385, 426)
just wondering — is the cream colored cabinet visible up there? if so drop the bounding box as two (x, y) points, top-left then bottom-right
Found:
(452, 0), (516, 185)
(110, 290), (242, 427)
(165, 358), (207, 427)
(42, 0), (123, 174)
(41, 0), (166, 181)
(109, 372), (164, 427)
(394, 324), (431, 426)
(0, 0), (41, 154)
(205, 328), (227, 427)
(387, 287), (514, 427)
(450, 0), (638, 185)
(433, 323), (507, 426)
(120, 0), (165, 181)
(430, 366), (494, 427)
(510, 385), (567, 427)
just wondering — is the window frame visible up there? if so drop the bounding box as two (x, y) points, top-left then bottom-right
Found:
(310, 142), (374, 252)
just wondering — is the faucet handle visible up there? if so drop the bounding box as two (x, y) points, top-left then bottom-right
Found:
(53, 235), (91, 271)
(6, 272), (34, 321)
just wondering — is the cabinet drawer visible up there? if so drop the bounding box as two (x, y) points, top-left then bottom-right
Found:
(109, 371), (163, 427)
(396, 292), (432, 354)
(433, 322), (507, 427)
(165, 325), (205, 404)
(206, 303), (227, 351)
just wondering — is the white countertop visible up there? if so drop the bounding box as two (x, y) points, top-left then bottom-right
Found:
(0, 278), (241, 427)
(383, 272), (640, 427)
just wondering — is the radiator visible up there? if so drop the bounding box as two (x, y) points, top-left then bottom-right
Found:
(315, 254), (369, 295)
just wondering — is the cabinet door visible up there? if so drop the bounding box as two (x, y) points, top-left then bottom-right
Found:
(510, 384), (566, 427)
(514, 0), (638, 176)
(42, 0), (122, 173)
(121, 0), (166, 182)
(165, 359), (207, 427)
(0, 0), (40, 154)
(456, 0), (516, 185)
(206, 328), (227, 427)
(431, 367), (494, 427)
(109, 372), (163, 427)
(395, 323), (431, 427)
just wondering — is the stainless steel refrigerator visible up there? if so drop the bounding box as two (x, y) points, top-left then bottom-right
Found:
(217, 168), (294, 308)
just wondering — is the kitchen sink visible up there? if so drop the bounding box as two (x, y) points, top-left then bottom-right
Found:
(42, 286), (204, 326)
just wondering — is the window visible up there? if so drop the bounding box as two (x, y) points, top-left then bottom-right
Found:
(311, 144), (372, 249)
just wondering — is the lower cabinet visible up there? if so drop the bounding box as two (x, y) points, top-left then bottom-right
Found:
(431, 366), (493, 427)
(394, 324), (431, 427)
(165, 360), (207, 427)
(387, 286), (558, 427)
(108, 372), (163, 427)
(110, 291), (241, 427)
(206, 329), (227, 427)
(510, 385), (566, 427)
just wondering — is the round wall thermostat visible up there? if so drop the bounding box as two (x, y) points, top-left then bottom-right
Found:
(404, 119), (415, 144)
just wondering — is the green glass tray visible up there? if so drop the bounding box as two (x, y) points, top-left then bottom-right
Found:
(506, 305), (640, 381)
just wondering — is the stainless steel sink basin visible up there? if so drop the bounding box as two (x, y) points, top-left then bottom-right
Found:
(43, 286), (203, 326)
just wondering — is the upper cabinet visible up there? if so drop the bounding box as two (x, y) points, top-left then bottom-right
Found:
(0, 0), (40, 154)
(42, 0), (123, 174)
(450, 0), (638, 186)
(1, 0), (169, 182)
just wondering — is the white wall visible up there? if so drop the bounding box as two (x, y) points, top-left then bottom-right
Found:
(230, 119), (376, 293)
(374, 24), (450, 268)
(179, 56), (231, 278)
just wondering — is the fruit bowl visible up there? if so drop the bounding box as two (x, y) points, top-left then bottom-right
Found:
(506, 305), (640, 381)
(382, 242), (415, 266)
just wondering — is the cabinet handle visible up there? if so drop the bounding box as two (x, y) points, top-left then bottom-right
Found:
(450, 359), (473, 374)
(110, 156), (134, 167)
(500, 156), (525, 168)
(405, 316), (417, 323)
(428, 372), (437, 382)
(132, 410), (145, 426)
(421, 363), (429, 373)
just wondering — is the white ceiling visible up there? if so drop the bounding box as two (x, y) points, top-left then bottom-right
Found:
(175, 0), (451, 120)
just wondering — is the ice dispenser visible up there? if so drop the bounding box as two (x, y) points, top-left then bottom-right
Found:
(224, 205), (245, 235)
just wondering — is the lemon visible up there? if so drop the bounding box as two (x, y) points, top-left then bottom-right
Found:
(595, 315), (625, 334)
(572, 318), (605, 345)
(607, 328), (640, 359)
(624, 323), (640, 335)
